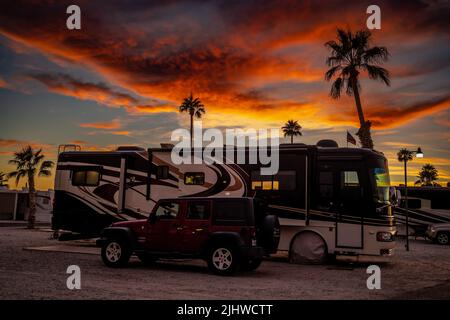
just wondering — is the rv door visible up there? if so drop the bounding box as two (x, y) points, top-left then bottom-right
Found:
(317, 161), (365, 249)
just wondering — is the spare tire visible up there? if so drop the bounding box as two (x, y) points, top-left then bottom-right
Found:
(257, 215), (280, 254)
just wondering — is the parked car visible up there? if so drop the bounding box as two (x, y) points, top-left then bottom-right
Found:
(426, 223), (450, 245)
(96, 197), (280, 275)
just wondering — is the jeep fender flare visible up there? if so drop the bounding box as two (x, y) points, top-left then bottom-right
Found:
(100, 227), (136, 248)
(201, 232), (243, 256)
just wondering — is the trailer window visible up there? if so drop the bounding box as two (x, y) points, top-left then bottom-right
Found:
(72, 170), (100, 186)
(156, 166), (169, 179)
(251, 170), (296, 191)
(184, 172), (205, 185)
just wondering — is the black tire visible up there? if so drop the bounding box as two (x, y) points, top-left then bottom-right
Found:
(101, 238), (131, 268)
(258, 215), (280, 254)
(136, 253), (158, 265)
(207, 244), (240, 275)
(241, 258), (262, 271)
(436, 232), (449, 245)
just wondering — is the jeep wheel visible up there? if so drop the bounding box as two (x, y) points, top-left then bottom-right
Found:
(101, 239), (131, 267)
(208, 246), (239, 275)
(436, 232), (449, 245)
(241, 258), (262, 271)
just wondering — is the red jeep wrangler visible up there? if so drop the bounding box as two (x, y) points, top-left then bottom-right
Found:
(96, 197), (280, 275)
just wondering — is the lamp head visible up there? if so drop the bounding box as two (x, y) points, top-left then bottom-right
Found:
(416, 147), (424, 158)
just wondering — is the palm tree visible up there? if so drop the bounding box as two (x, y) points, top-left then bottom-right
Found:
(282, 120), (302, 144)
(179, 93), (205, 147)
(8, 146), (54, 228)
(325, 29), (390, 149)
(415, 164), (438, 186)
(0, 171), (8, 188)
(397, 148), (413, 186)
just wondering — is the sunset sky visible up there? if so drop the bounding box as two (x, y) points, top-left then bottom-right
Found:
(0, 0), (449, 190)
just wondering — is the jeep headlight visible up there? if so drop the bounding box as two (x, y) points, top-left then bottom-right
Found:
(377, 231), (393, 242)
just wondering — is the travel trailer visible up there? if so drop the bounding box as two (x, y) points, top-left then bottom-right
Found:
(53, 141), (397, 262)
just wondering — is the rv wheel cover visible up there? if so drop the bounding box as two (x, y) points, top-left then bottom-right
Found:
(105, 242), (122, 262)
(212, 248), (233, 270)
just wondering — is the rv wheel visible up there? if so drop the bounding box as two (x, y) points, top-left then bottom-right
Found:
(101, 239), (131, 267)
(289, 231), (328, 264)
(436, 232), (449, 245)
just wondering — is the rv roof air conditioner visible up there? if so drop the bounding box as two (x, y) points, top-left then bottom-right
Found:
(116, 146), (145, 151)
(316, 140), (338, 148)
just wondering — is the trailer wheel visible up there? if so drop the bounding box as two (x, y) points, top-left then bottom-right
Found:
(101, 238), (131, 267)
(289, 231), (328, 264)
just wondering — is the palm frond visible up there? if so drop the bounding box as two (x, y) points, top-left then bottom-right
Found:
(325, 66), (342, 81)
(363, 46), (389, 63)
(364, 64), (390, 86)
(330, 77), (343, 99)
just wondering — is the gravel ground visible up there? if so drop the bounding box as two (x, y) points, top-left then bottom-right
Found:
(0, 227), (449, 300)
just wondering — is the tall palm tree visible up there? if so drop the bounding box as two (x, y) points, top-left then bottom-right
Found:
(0, 171), (8, 188)
(325, 29), (390, 149)
(397, 148), (413, 186)
(282, 120), (302, 144)
(8, 146), (54, 228)
(415, 164), (438, 186)
(179, 93), (205, 147)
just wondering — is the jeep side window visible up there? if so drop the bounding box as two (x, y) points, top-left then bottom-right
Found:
(187, 202), (210, 220)
(155, 202), (179, 219)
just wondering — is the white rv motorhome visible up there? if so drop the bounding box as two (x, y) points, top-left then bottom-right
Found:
(53, 142), (398, 262)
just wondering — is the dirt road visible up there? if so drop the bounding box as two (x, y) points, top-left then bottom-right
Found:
(0, 227), (449, 299)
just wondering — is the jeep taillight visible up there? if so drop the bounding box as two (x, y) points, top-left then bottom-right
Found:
(240, 227), (257, 246)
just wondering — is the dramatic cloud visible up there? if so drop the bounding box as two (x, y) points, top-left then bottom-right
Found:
(0, 0), (449, 187)
(79, 119), (122, 130)
(28, 73), (139, 108)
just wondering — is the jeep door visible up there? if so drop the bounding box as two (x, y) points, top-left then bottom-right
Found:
(145, 200), (183, 252)
(179, 200), (211, 253)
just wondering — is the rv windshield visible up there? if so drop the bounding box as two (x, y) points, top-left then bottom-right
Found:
(369, 157), (391, 204)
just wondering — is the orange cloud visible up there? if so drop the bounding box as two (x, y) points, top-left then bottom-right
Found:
(111, 131), (131, 136)
(79, 119), (122, 130)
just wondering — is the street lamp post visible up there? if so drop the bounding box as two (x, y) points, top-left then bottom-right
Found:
(403, 147), (423, 252)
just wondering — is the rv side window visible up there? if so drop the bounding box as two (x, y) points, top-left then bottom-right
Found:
(156, 166), (169, 179)
(184, 172), (205, 185)
(342, 171), (360, 187)
(72, 169), (100, 186)
(251, 170), (296, 190)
